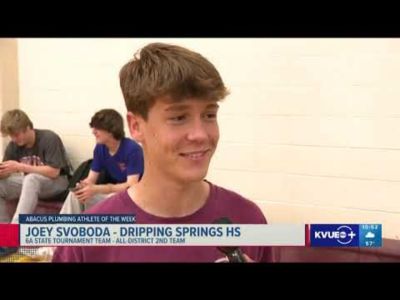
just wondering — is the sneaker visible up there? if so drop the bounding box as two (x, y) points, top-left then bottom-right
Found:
(0, 247), (19, 257)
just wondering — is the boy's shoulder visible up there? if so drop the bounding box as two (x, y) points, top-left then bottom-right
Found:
(209, 182), (267, 224)
(36, 129), (62, 141)
(121, 138), (142, 151)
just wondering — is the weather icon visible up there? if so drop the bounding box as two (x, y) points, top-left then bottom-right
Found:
(365, 232), (375, 239)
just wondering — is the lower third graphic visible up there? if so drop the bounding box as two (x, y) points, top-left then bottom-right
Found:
(310, 224), (359, 247)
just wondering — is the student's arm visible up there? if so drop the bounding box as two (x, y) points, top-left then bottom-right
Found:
(20, 163), (60, 179)
(74, 174), (140, 203)
(93, 174), (140, 194)
(0, 143), (17, 178)
(39, 132), (69, 179)
(0, 160), (61, 179)
(0, 162), (11, 179)
(80, 170), (99, 185)
(0, 168), (11, 179)
(75, 143), (142, 202)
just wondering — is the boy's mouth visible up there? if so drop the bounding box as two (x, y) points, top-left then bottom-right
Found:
(179, 149), (210, 160)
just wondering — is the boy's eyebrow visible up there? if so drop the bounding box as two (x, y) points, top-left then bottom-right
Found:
(164, 104), (190, 112)
(164, 103), (219, 112)
(206, 103), (220, 110)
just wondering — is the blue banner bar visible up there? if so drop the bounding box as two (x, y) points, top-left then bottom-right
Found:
(310, 224), (382, 247)
(310, 224), (359, 247)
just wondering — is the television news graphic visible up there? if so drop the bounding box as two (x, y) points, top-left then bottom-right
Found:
(14, 214), (305, 247)
(359, 224), (382, 247)
(309, 224), (382, 247)
(0, 215), (383, 249)
(214, 217), (246, 263)
(0, 224), (19, 247)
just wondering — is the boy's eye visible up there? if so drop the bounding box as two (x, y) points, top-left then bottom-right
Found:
(169, 115), (186, 122)
(205, 113), (217, 119)
(203, 112), (218, 121)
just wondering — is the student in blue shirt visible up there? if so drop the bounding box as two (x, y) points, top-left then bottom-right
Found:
(60, 109), (144, 214)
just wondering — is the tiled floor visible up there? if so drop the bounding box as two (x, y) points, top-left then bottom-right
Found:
(0, 247), (48, 263)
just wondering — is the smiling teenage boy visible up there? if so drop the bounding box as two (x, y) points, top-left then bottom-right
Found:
(53, 43), (273, 263)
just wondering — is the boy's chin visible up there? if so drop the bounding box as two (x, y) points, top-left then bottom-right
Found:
(179, 170), (208, 183)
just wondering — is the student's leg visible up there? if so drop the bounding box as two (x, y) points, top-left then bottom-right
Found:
(11, 174), (68, 224)
(59, 193), (110, 214)
(84, 193), (111, 211)
(59, 191), (84, 214)
(0, 174), (24, 223)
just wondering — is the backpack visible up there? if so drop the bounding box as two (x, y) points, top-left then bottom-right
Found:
(68, 158), (111, 188)
(68, 159), (93, 189)
(44, 159), (109, 203)
(41, 159), (93, 202)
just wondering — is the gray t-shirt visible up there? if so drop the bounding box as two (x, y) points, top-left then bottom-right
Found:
(3, 129), (71, 176)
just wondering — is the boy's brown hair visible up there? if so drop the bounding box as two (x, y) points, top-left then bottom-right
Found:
(119, 43), (229, 120)
(89, 109), (125, 140)
(0, 109), (33, 136)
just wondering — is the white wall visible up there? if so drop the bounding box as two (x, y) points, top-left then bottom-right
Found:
(16, 38), (400, 239)
(0, 39), (19, 154)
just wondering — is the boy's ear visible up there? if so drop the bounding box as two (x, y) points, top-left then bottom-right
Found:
(127, 112), (144, 142)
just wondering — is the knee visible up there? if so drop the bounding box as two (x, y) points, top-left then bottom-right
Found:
(22, 173), (45, 188)
(0, 180), (8, 197)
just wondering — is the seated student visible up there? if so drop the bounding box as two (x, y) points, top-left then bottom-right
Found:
(53, 43), (273, 262)
(0, 109), (71, 223)
(0, 109), (71, 256)
(60, 109), (144, 214)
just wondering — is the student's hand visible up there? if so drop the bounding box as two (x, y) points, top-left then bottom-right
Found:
(71, 180), (87, 193)
(0, 165), (11, 177)
(0, 160), (23, 174)
(75, 183), (95, 204)
(79, 178), (91, 186)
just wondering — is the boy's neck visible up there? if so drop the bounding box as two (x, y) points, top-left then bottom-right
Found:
(106, 139), (121, 156)
(128, 175), (210, 219)
(25, 129), (36, 148)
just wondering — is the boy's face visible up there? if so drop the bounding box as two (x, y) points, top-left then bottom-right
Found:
(9, 128), (30, 146)
(91, 127), (114, 144)
(128, 97), (220, 184)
